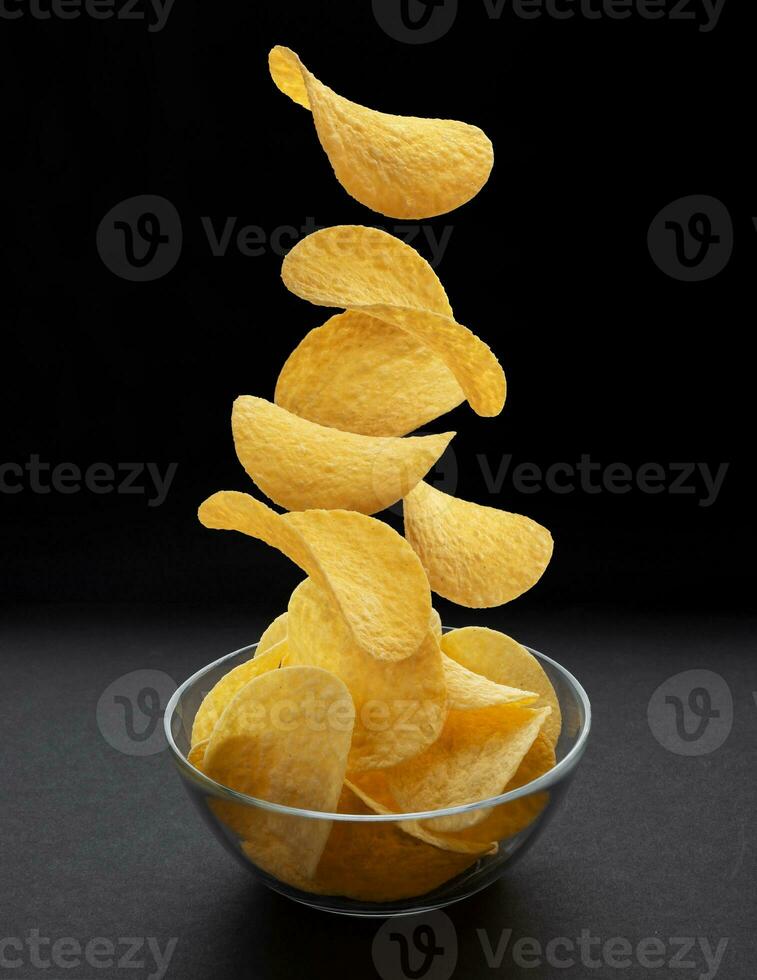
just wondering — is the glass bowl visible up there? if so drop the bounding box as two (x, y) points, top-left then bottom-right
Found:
(165, 630), (591, 916)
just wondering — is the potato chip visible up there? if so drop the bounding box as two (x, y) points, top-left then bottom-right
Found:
(345, 774), (494, 856)
(443, 655), (536, 712)
(187, 738), (208, 769)
(441, 626), (562, 746)
(269, 46), (493, 219)
(191, 640), (287, 746)
(199, 491), (431, 661)
(378, 702), (550, 833)
(285, 578), (446, 771)
(403, 481), (553, 607)
(275, 311), (464, 437)
(204, 665), (354, 880)
(232, 395), (454, 515)
(281, 226), (505, 418)
(245, 784), (482, 902)
(429, 607), (442, 640)
(257, 612), (288, 654)
(443, 733), (555, 845)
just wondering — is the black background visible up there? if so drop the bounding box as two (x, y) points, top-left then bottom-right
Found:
(2, 1), (755, 978)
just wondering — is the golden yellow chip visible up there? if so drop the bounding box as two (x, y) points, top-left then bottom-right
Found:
(444, 732), (556, 845)
(187, 738), (208, 769)
(232, 395), (454, 515)
(269, 46), (493, 219)
(285, 578), (446, 771)
(191, 641), (285, 746)
(257, 612), (288, 654)
(281, 226), (505, 418)
(443, 655), (536, 712)
(345, 775), (494, 857)
(403, 481), (553, 607)
(204, 665), (354, 880)
(429, 607), (442, 640)
(441, 626), (562, 746)
(245, 784), (482, 902)
(199, 491), (432, 661)
(275, 311), (465, 437)
(379, 702), (550, 833)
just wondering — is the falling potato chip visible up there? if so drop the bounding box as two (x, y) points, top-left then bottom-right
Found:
(257, 612), (288, 655)
(232, 395), (454, 515)
(378, 702), (550, 833)
(275, 311), (465, 437)
(441, 626), (562, 746)
(404, 481), (553, 608)
(281, 226), (505, 418)
(269, 46), (494, 220)
(199, 491), (432, 661)
(203, 665), (354, 880)
(443, 655), (537, 712)
(191, 641), (285, 746)
(285, 578), (446, 771)
(444, 733), (556, 845)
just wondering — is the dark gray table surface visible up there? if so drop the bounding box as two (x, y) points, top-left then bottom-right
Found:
(2, 602), (755, 980)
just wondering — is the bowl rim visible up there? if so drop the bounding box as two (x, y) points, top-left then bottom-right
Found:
(164, 634), (591, 823)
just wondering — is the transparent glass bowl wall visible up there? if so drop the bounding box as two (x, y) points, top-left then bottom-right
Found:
(165, 631), (591, 916)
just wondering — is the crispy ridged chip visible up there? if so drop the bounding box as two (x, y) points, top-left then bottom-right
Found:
(441, 626), (562, 746)
(245, 784), (482, 902)
(269, 46), (493, 219)
(232, 395), (454, 515)
(285, 578), (446, 771)
(204, 666), (354, 880)
(187, 738), (209, 769)
(429, 607), (442, 639)
(191, 641), (286, 746)
(443, 655), (536, 712)
(275, 311), (464, 437)
(444, 733), (555, 845)
(257, 612), (288, 655)
(198, 491), (432, 661)
(377, 702), (550, 833)
(281, 226), (505, 418)
(404, 481), (553, 607)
